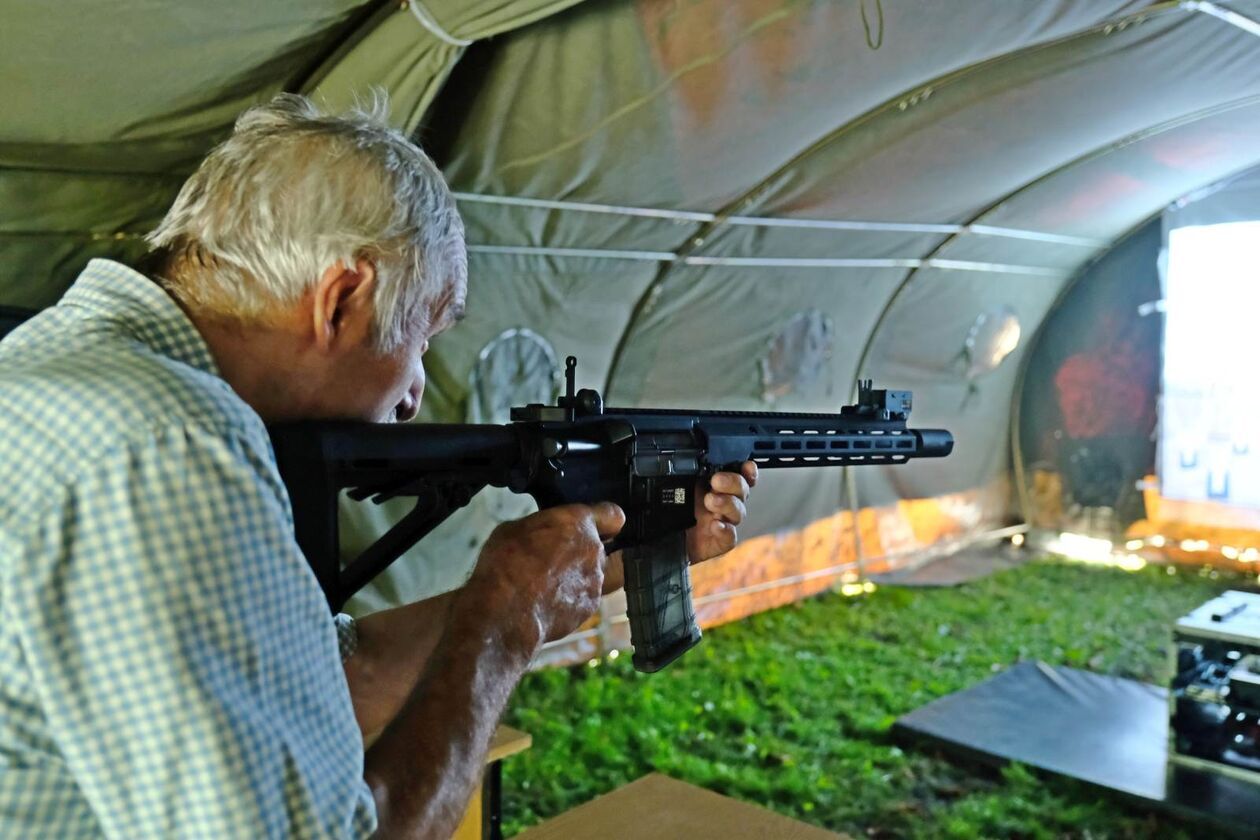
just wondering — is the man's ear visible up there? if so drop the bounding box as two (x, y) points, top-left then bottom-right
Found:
(311, 258), (377, 352)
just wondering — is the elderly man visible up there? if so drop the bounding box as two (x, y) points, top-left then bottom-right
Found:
(0, 95), (756, 838)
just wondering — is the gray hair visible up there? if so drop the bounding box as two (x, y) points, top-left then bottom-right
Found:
(146, 93), (466, 352)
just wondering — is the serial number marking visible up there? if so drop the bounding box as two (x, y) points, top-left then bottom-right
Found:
(662, 488), (687, 504)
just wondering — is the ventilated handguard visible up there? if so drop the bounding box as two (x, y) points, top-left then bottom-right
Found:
(621, 532), (702, 672)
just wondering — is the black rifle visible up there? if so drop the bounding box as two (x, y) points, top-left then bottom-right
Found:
(269, 357), (953, 672)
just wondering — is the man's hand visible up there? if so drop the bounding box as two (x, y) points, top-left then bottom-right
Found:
(362, 501), (624, 838)
(686, 460), (759, 564)
(601, 462), (759, 594)
(470, 502), (626, 643)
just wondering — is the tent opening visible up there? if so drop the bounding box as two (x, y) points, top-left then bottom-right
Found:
(1161, 221), (1260, 510)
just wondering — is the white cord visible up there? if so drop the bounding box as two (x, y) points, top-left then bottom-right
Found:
(1182, 1), (1260, 38)
(406, 0), (472, 47)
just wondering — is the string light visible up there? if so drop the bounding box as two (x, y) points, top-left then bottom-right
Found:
(1117, 554), (1147, 572)
(1045, 533), (1145, 573)
(1054, 532), (1259, 568)
(1047, 533), (1114, 563)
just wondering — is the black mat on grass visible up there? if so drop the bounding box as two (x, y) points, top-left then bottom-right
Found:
(893, 661), (1260, 836)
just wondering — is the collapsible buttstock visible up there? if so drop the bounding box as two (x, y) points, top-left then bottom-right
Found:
(621, 532), (702, 672)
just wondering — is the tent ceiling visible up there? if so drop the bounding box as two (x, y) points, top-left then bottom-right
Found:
(432, 0), (1152, 208)
(0, 1), (371, 171)
(741, 7), (1260, 223)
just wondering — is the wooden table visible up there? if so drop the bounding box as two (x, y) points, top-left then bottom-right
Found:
(451, 725), (532, 840)
(514, 773), (849, 840)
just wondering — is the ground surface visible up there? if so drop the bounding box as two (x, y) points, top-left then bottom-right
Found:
(501, 556), (1255, 838)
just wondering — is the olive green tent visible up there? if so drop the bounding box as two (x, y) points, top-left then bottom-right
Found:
(6, 0), (1260, 662)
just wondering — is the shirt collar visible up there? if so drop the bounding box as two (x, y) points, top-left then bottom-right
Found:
(60, 258), (220, 377)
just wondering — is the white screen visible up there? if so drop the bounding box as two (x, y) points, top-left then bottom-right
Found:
(1160, 221), (1260, 508)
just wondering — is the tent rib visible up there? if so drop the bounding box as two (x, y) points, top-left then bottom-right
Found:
(468, 244), (676, 261)
(454, 192), (717, 222)
(965, 225), (1102, 247)
(466, 244), (1073, 275)
(925, 259), (1068, 278)
(684, 257), (917, 269)
(455, 191), (1105, 244)
(685, 257), (1068, 276)
(726, 217), (960, 235)
(1182, 1), (1260, 37)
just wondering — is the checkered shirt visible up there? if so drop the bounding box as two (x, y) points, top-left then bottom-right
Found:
(0, 260), (377, 838)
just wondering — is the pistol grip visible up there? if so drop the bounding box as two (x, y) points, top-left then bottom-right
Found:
(621, 532), (702, 672)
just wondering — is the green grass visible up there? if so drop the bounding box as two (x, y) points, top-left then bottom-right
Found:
(500, 557), (1255, 838)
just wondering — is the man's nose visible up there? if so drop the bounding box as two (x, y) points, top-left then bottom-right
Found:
(397, 380), (424, 422)
(396, 399), (419, 423)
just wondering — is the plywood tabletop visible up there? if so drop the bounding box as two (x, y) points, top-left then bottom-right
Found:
(487, 725), (532, 764)
(514, 773), (849, 840)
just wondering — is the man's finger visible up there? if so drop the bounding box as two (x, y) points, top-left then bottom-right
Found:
(742, 460), (759, 488)
(591, 501), (626, 539)
(705, 492), (746, 525)
(710, 520), (737, 548)
(710, 471), (751, 501)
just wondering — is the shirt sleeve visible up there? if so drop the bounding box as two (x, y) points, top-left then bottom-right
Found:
(334, 613), (360, 662)
(12, 422), (377, 839)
